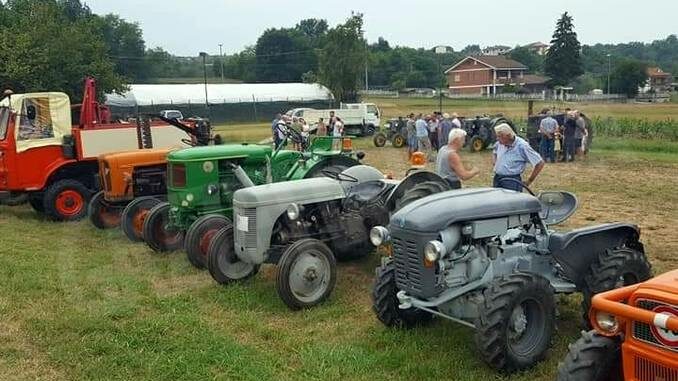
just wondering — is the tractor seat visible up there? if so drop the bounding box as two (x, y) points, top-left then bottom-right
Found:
(345, 180), (391, 204)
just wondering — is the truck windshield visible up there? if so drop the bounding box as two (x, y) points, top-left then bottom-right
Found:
(0, 106), (9, 140)
(367, 105), (378, 115)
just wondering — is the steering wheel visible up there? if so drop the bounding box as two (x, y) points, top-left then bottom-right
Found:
(320, 168), (359, 182)
(497, 177), (536, 196)
(181, 138), (197, 147)
(284, 126), (303, 144)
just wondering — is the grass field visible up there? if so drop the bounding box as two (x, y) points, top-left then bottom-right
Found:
(1, 98), (678, 381)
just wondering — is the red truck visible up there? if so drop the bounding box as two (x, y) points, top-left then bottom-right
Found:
(0, 77), (190, 221)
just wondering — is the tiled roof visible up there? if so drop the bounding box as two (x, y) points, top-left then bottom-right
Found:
(647, 67), (671, 78)
(470, 56), (527, 69)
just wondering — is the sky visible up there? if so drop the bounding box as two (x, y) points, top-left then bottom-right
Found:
(85, 0), (678, 57)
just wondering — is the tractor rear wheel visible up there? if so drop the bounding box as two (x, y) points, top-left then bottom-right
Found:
(582, 247), (651, 327)
(142, 202), (184, 252)
(207, 225), (259, 284)
(372, 260), (433, 328)
(391, 133), (406, 148)
(394, 180), (449, 212)
(185, 214), (230, 269)
(373, 132), (387, 147)
(276, 239), (337, 310)
(88, 191), (123, 229)
(475, 272), (556, 373)
(28, 192), (45, 213)
(556, 330), (622, 381)
(121, 196), (162, 242)
(43, 179), (92, 221)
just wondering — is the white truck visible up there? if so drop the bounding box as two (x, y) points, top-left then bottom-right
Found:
(286, 103), (380, 136)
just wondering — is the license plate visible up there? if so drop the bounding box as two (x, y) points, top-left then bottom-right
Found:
(236, 214), (249, 232)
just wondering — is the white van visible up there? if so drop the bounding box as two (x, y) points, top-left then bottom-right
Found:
(286, 103), (380, 136)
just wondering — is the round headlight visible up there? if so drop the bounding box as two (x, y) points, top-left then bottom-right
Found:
(370, 226), (390, 246)
(202, 161), (214, 173)
(286, 203), (300, 220)
(186, 193), (194, 202)
(424, 240), (445, 262)
(207, 184), (218, 195)
(595, 311), (619, 334)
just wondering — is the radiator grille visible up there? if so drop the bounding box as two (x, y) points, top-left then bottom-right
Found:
(234, 207), (257, 248)
(634, 356), (678, 381)
(632, 299), (678, 353)
(392, 236), (424, 293)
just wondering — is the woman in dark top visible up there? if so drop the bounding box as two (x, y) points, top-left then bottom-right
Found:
(563, 111), (577, 162)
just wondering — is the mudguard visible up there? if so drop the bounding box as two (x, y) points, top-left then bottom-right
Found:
(384, 170), (449, 212)
(549, 222), (643, 288)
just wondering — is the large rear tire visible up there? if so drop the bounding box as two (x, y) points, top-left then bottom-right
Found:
(121, 196), (162, 242)
(207, 225), (259, 284)
(88, 191), (123, 229)
(556, 330), (622, 381)
(391, 133), (406, 148)
(373, 132), (387, 147)
(142, 202), (184, 252)
(582, 247), (651, 327)
(43, 179), (92, 221)
(469, 136), (485, 152)
(372, 260), (433, 328)
(475, 272), (556, 373)
(185, 214), (230, 269)
(276, 239), (336, 310)
(394, 180), (449, 212)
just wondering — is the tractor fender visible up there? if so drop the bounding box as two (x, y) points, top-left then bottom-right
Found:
(303, 155), (361, 179)
(548, 222), (643, 288)
(384, 170), (448, 211)
(42, 160), (99, 191)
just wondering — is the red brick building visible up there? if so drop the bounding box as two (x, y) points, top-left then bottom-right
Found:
(445, 56), (548, 95)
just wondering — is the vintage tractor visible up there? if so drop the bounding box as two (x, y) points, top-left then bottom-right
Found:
(142, 130), (362, 270)
(87, 116), (216, 239)
(0, 77), (191, 221)
(526, 111), (593, 153)
(369, 185), (652, 373)
(462, 115), (515, 152)
(373, 118), (407, 148)
(206, 165), (450, 310)
(557, 269), (678, 381)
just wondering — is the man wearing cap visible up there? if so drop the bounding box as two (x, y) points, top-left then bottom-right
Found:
(492, 123), (545, 192)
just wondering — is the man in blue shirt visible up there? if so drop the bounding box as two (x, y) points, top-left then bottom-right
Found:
(415, 114), (433, 161)
(492, 123), (545, 192)
(538, 111), (558, 163)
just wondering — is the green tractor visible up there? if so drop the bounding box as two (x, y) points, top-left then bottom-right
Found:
(142, 130), (361, 270)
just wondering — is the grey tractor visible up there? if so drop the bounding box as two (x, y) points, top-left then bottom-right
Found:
(206, 165), (450, 310)
(369, 184), (652, 373)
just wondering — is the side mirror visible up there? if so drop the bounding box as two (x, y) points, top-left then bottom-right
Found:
(538, 191), (578, 225)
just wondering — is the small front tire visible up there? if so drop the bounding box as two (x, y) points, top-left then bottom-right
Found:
(556, 330), (622, 381)
(276, 239), (336, 310)
(142, 202), (184, 252)
(121, 196), (162, 242)
(207, 225), (259, 284)
(43, 179), (92, 221)
(391, 133), (406, 148)
(373, 132), (387, 147)
(185, 214), (230, 269)
(88, 191), (123, 229)
(372, 260), (432, 328)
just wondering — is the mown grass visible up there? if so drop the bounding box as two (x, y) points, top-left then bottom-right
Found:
(1, 97), (677, 381)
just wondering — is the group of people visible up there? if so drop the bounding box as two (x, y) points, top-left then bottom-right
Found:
(404, 112), (463, 160)
(435, 122), (544, 193)
(271, 111), (344, 149)
(538, 109), (588, 163)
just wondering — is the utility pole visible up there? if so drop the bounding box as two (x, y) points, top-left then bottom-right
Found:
(434, 45), (448, 114)
(199, 52), (210, 119)
(606, 54), (611, 95)
(219, 44), (224, 81)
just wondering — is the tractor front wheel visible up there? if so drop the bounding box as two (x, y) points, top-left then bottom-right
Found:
(142, 202), (184, 252)
(469, 136), (485, 152)
(556, 330), (622, 381)
(373, 132), (387, 147)
(207, 225), (259, 284)
(185, 214), (230, 269)
(372, 260), (433, 328)
(582, 247), (651, 327)
(121, 196), (162, 242)
(276, 239), (336, 310)
(88, 191), (123, 229)
(475, 272), (556, 373)
(43, 180), (92, 221)
(391, 133), (406, 148)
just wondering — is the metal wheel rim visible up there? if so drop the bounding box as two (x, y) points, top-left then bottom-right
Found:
(216, 244), (255, 280)
(56, 190), (84, 216)
(507, 297), (546, 356)
(287, 249), (331, 303)
(152, 209), (181, 246)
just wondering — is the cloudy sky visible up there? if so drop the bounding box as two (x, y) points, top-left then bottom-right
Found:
(86, 0), (677, 56)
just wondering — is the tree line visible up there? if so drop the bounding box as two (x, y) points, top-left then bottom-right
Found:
(1, 1), (676, 102)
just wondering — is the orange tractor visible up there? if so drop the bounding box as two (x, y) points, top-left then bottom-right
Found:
(557, 269), (678, 381)
(88, 117), (216, 242)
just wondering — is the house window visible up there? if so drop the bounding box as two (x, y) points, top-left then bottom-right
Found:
(454, 74), (461, 83)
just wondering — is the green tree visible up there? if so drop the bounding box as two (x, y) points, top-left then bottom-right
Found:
(295, 18), (328, 41)
(95, 14), (147, 81)
(610, 59), (648, 98)
(509, 46), (543, 73)
(254, 28), (314, 82)
(544, 12), (583, 86)
(318, 13), (366, 102)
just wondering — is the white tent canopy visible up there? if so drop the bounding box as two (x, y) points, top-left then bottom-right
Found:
(105, 83), (334, 107)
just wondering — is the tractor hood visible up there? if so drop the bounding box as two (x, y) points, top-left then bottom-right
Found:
(233, 177), (345, 208)
(390, 187), (542, 232)
(100, 148), (172, 167)
(167, 143), (273, 162)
